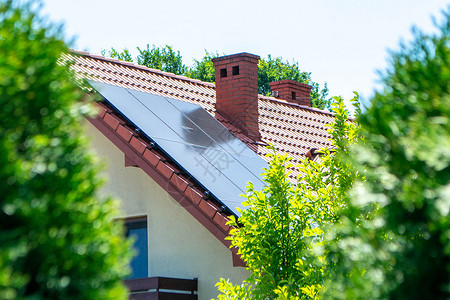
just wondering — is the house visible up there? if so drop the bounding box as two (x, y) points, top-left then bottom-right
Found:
(65, 50), (335, 299)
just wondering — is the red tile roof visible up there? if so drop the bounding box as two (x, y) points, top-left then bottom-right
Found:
(65, 50), (334, 179)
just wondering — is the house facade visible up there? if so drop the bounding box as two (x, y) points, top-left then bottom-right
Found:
(68, 51), (335, 299)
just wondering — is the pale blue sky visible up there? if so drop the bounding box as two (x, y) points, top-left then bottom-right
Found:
(42, 0), (449, 106)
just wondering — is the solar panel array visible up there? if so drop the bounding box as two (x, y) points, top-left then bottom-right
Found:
(89, 81), (267, 216)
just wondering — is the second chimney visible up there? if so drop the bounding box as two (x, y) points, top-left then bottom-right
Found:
(269, 80), (312, 107)
(212, 53), (261, 140)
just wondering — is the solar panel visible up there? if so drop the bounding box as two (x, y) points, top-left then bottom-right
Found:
(89, 81), (267, 216)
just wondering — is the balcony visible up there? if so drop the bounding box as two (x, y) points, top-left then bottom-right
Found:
(124, 276), (198, 300)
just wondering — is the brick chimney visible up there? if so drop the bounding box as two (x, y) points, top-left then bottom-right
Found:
(212, 53), (261, 140)
(269, 80), (312, 107)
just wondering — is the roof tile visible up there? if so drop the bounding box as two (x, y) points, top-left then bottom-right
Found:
(95, 102), (109, 118)
(185, 186), (203, 205)
(213, 212), (231, 233)
(143, 149), (161, 167)
(170, 173), (190, 192)
(198, 199), (218, 219)
(116, 124), (134, 142)
(130, 136), (147, 154)
(103, 112), (121, 130)
(156, 161), (176, 180)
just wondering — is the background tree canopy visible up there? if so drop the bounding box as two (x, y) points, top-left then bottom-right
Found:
(0, 1), (132, 299)
(136, 44), (187, 75)
(102, 46), (331, 110)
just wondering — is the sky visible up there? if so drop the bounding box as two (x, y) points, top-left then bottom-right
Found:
(41, 0), (449, 108)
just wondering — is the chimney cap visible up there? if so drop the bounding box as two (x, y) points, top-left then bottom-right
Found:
(212, 52), (260, 64)
(269, 80), (312, 90)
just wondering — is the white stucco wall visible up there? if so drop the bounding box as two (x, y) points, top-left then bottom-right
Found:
(85, 121), (249, 300)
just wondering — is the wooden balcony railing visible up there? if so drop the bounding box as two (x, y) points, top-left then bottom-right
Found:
(124, 276), (198, 300)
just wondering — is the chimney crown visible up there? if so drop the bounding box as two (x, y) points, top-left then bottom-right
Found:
(212, 52), (260, 65)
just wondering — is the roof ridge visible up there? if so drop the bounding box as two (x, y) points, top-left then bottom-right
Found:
(69, 49), (216, 89)
(258, 94), (334, 116)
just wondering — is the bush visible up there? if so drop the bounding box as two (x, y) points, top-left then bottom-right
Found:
(0, 1), (132, 299)
(326, 10), (450, 299)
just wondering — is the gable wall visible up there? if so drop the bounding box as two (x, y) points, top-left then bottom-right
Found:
(84, 121), (249, 300)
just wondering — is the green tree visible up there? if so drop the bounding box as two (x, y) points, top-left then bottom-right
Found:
(325, 11), (450, 299)
(101, 47), (133, 62)
(216, 95), (361, 300)
(136, 44), (187, 75)
(0, 1), (132, 299)
(185, 50), (219, 83)
(103, 45), (187, 74)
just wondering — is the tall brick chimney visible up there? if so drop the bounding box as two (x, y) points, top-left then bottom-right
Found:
(269, 80), (312, 107)
(212, 53), (261, 140)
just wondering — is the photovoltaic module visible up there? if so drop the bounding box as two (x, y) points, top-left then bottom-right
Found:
(89, 81), (267, 216)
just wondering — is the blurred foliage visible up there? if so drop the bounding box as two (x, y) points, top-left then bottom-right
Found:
(0, 1), (132, 299)
(325, 10), (450, 299)
(101, 47), (331, 109)
(215, 95), (361, 300)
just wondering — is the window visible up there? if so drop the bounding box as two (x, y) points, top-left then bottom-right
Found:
(232, 65), (239, 76)
(220, 68), (227, 78)
(125, 217), (148, 279)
